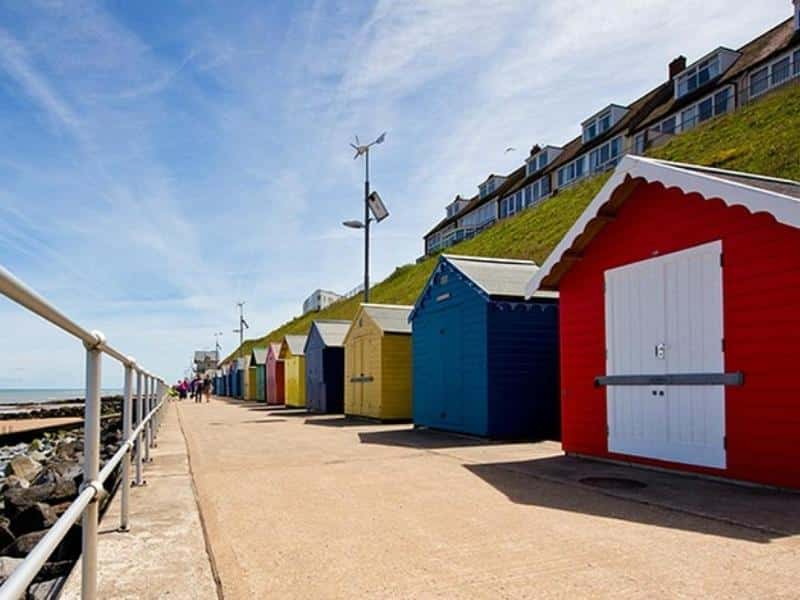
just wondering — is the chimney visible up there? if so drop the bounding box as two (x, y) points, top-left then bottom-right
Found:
(794, 0), (800, 31)
(669, 56), (687, 79)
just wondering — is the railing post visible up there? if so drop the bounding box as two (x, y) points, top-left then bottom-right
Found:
(135, 370), (144, 486)
(82, 331), (104, 600)
(119, 358), (134, 532)
(145, 375), (153, 460)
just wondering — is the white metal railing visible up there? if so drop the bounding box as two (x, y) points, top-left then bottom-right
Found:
(0, 265), (169, 600)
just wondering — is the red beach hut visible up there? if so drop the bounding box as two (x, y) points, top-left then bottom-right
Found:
(525, 156), (800, 490)
(266, 342), (285, 405)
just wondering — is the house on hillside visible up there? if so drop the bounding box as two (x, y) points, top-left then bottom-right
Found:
(524, 155), (800, 490)
(633, 15), (800, 152)
(421, 5), (800, 257)
(302, 289), (343, 315)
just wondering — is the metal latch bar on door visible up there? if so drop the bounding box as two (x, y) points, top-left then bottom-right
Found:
(594, 372), (744, 386)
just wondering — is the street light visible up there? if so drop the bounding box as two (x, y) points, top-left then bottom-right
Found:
(347, 133), (389, 303)
(213, 331), (223, 361)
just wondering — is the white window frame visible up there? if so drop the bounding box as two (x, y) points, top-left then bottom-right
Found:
(588, 136), (623, 174)
(557, 155), (587, 188)
(749, 47), (800, 100)
(676, 54), (720, 98)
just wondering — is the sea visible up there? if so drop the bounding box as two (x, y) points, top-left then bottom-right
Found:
(0, 389), (122, 406)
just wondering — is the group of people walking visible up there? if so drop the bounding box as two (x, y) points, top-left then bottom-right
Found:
(175, 376), (212, 403)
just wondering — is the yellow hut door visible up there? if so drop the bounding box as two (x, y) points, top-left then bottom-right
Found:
(354, 338), (365, 415)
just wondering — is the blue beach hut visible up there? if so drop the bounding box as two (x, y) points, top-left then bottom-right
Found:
(304, 320), (350, 413)
(409, 254), (560, 439)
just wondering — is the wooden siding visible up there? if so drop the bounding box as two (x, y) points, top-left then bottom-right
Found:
(378, 334), (413, 420)
(486, 303), (559, 439)
(412, 262), (489, 434)
(305, 328), (325, 412)
(247, 367), (258, 401)
(266, 353), (284, 405)
(344, 312), (382, 417)
(284, 355), (306, 408)
(560, 180), (800, 489)
(255, 365), (266, 402)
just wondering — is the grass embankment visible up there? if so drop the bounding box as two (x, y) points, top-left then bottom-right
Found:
(224, 83), (800, 363)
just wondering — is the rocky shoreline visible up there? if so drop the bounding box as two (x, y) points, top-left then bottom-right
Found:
(0, 398), (125, 598)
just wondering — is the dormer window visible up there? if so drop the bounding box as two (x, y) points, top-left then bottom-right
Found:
(525, 146), (564, 176)
(676, 55), (720, 97)
(478, 175), (505, 198)
(582, 106), (626, 143)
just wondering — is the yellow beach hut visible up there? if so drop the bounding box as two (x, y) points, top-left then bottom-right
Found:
(280, 334), (308, 408)
(237, 355), (251, 400)
(344, 304), (413, 421)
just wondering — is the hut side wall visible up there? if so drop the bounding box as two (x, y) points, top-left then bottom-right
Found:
(305, 329), (325, 412)
(412, 267), (489, 435)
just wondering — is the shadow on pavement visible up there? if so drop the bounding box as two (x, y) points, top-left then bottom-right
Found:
(358, 427), (502, 449)
(304, 416), (373, 428)
(464, 455), (800, 543)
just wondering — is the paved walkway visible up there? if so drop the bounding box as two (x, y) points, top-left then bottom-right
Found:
(61, 402), (218, 599)
(178, 398), (800, 599)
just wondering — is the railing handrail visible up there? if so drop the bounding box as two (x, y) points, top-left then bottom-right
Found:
(0, 397), (165, 599)
(0, 263), (168, 599)
(0, 265), (145, 371)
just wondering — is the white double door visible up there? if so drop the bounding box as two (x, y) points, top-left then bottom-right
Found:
(604, 241), (726, 469)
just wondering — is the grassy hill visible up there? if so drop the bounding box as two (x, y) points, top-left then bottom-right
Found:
(223, 82), (800, 363)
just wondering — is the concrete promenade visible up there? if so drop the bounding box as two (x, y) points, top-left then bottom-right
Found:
(177, 398), (800, 599)
(60, 402), (218, 599)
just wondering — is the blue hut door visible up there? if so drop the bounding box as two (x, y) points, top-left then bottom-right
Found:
(438, 306), (464, 426)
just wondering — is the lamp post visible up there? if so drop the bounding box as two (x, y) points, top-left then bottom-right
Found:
(233, 302), (248, 358)
(348, 132), (388, 303)
(213, 331), (223, 360)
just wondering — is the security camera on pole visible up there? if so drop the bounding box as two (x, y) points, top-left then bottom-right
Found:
(344, 132), (390, 303)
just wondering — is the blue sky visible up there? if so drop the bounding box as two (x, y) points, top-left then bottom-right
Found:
(0, 0), (792, 388)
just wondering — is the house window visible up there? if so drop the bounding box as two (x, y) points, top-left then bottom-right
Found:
(558, 156), (586, 188)
(750, 66), (769, 97)
(698, 97), (713, 123)
(676, 55), (720, 97)
(589, 136), (623, 173)
(661, 116), (676, 135)
(585, 122), (597, 141)
(524, 186), (532, 205)
(795, 49), (800, 75)
(538, 153), (548, 170)
(598, 112), (611, 133)
(541, 176), (550, 197)
(634, 132), (646, 154)
(714, 89), (729, 114)
(772, 56), (791, 86)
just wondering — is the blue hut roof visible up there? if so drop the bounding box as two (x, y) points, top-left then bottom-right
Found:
(410, 254), (557, 321)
